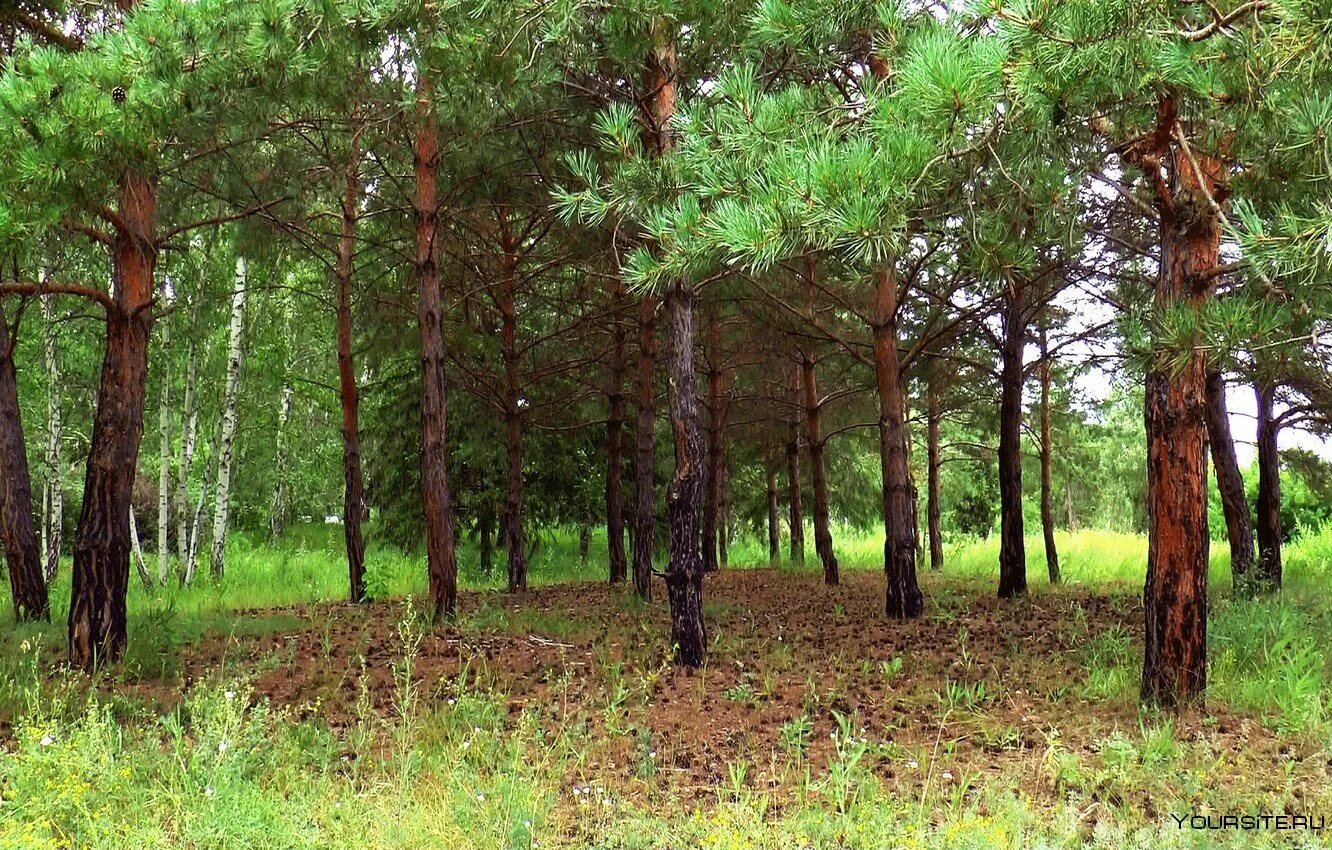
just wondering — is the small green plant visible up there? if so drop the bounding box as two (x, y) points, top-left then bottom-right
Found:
(880, 656), (904, 681)
(821, 712), (870, 813)
(937, 678), (992, 712)
(778, 713), (813, 756)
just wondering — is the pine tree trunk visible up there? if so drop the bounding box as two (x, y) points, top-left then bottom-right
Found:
(1140, 109), (1215, 709)
(873, 268), (923, 619)
(997, 284), (1027, 598)
(632, 295), (657, 601)
(606, 279), (628, 584)
(663, 281), (706, 667)
(156, 320), (171, 584)
(1254, 381), (1282, 592)
(69, 169), (156, 669)
(0, 301), (49, 621)
(645, 18), (705, 664)
(702, 311), (722, 572)
(41, 292), (62, 583)
(177, 290), (201, 568)
(765, 445), (780, 565)
(1204, 370), (1253, 592)
(925, 357), (943, 572)
(786, 362), (805, 565)
(802, 356), (838, 585)
(498, 210), (528, 594)
(718, 436), (730, 568)
(416, 71), (459, 623)
(479, 505), (494, 576)
(1038, 324), (1061, 584)
(337, 141), (368, 603)
(209, 256), (247, 580)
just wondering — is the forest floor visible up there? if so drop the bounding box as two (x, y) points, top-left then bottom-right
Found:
(3, 531), (1332, 848)
(137, 570), (1314, 810)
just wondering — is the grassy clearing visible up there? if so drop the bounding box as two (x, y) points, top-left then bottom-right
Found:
(2, 526), (1331, 848)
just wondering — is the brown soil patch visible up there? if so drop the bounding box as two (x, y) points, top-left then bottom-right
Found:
(106, 570), (1325, 805)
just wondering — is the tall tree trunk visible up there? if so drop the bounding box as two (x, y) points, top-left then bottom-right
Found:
(156, 320), (171, 583)
(997, 283), (1027, 598)
(498, 210), (527, 593)
(1254, 381), (1282, 592)
(786, 362), (805, 564)
(1204, 370), (1253, 592)
(209, 256), (247, 580)
(1038, 324), (1061, 584)
(647, 18), (705, 665)
(632, 295), (657, 601)
(176, 289), (201, 567)
(479, 505), (494, 576)
(663, 282), (706, 667)
(765, 444), (780, 565)
(183, 428), (217, 587)
(925, 357), (943, 572)
(270, 292), (293, 542)
(415, 71), (459, 623)
(69, 169), (157, 669)
(337, 141), (368, 604)
(802, 259), (837, 584)
(702, 311), (722, 572)
(801, 356), (838, 585)
(129, 506), (152, 590)
(606, 280), (628, 584)
(0, 301), (49, 621)
(1140, 108), (1215, 709)
(41, 291), (62, 583)
(873, 268), (924, 619)
(718, 435), (730, 568)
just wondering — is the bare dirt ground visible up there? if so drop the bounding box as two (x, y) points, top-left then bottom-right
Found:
(123, 569), (1321, 810)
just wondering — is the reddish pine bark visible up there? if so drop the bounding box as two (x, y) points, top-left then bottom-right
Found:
(415, 72), (459, 624)
(765, 444), (780, 565)
(606, 280), (628, 584)
(1254, 381), (1282, 591)
(1204, 370), (1253, 591)
(0, 302), (49, 622)
(645, 19), (705, 666)
(1140, 100), (1215, 708)
(336, 133), (368, 604)
(632, 295), (657, 601)
(997, 283), (1027, 599)
(69, 169), (156, 669)
(873, 268), (923, 619)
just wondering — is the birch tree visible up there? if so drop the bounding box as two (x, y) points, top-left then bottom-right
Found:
(210, 256), (248, 579)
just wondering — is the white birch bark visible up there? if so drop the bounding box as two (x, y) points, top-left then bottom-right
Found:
(183, 438), (215, 587)
(157, 320), (171, 583)
(129, 506), (152, 589)
(209, 256), (247, 578)
(40, 290), (62, 582)
(270, 288), (293, 541)
(177, 330), (199, 567)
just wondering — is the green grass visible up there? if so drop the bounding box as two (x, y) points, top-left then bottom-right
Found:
(3, 525), (1332, 847)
